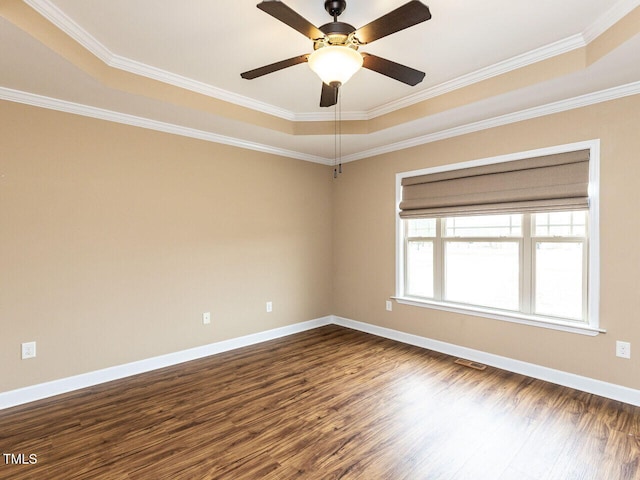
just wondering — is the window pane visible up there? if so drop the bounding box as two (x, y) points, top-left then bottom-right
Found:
(444, 241), (519, 310)
(535, 242), (583, 320)
(533, 211), (587, 237)
(406, 241), (434, 298)
(444, 215), (522, 237)
(407, 218), (436, 237)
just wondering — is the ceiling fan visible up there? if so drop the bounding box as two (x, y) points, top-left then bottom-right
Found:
(241, 0), (432, 107)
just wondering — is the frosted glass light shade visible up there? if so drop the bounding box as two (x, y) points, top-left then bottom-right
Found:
(308, 46), (363, 86)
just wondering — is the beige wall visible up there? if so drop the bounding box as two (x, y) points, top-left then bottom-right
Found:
(0, 101), (333, 392)
(3, 93), (640, 396)
(332, 94), (640, 390)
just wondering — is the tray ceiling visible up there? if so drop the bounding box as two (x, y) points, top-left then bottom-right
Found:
(1, 0), (639, 162)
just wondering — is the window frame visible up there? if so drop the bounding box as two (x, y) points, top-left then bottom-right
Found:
(395, 140), (602, 336)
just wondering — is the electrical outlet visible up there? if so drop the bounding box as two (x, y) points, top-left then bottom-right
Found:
(266, 301), (273, 313)
(616, 341), (631, 359)
(21, 341), (36, 360)
(202, 312), (211, 325)
(386, 300), (393, 311)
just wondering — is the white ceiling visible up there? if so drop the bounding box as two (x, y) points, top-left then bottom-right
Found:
(2, 0), (640, 163)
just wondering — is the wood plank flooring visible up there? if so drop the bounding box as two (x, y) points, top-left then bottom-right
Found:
(1, 325), (639, 479)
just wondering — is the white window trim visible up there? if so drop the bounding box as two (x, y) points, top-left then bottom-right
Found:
(395, 140), (602, 336)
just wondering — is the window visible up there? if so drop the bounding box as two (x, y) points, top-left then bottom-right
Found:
(396, 142), (600, 334)
(404, 211), (588, 321)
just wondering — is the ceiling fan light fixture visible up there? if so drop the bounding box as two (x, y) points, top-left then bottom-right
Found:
(308, 45), (363, 86)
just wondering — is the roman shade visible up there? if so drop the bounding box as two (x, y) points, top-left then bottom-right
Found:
(399, 149), (590, 218)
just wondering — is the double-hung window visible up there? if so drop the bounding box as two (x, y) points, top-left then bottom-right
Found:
(396, 143), (600, 335)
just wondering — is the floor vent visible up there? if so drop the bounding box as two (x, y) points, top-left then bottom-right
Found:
(454, 358), (487, 371)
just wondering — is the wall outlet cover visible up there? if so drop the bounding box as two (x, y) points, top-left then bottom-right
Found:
(616, 341), (631, 359)
(21, 341), (36, 359)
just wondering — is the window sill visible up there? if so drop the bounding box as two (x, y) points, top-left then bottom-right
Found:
(392, 296), (605, 336)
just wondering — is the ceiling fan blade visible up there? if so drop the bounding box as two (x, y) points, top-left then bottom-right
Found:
(320, 82), (339, 107)
(241, 54), (309, 79)
(354, 1), (431, 44)
(362, 53), (425, 86)
(257, 0), (324, 40)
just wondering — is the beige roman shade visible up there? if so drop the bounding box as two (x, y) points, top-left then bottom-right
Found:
(399, 149), (590, 218)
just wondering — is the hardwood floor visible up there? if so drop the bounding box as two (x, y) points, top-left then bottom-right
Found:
(1, 325), (639, 479)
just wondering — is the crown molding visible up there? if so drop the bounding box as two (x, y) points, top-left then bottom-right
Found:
(2, 81), (639, 166)
(106, 55), (297, 121)
(294, 110), (370, 122)
(287, 33), (588, 122)
(24, 0), (640, 124)
(340, 81), (640, 163)
(293, 33), (586, 122)
(583, 0), (640, 43)
(0, 87), (331, 165)
(24, 0), (296, 121)
(23, 0), (112, 62)
(365, 34), (587, 120)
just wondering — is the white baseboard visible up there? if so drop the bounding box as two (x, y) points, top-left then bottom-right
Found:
(0, 316), (332, 410)
(332, 315), (640, 407)
(3, 314), (638, 410)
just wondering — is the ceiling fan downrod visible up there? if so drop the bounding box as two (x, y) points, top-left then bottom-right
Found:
(324, 0), (346, 21)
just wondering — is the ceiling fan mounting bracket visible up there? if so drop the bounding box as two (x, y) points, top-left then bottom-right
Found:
(324, 0), (347, 19)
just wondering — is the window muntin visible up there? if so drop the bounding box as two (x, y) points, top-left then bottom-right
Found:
(403, 210), (589, 323)
(444, 214), (522, 238)
(408, 218), (436, 237)
(533, 211), (586, 237)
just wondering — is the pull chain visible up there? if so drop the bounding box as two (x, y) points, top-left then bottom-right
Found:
(333, 87), (342, 179)
(338, 89), (342, 174)
(334, 88), (338, 178)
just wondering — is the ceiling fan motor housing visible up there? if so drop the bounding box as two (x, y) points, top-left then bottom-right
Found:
(316, 21), (358, 50)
